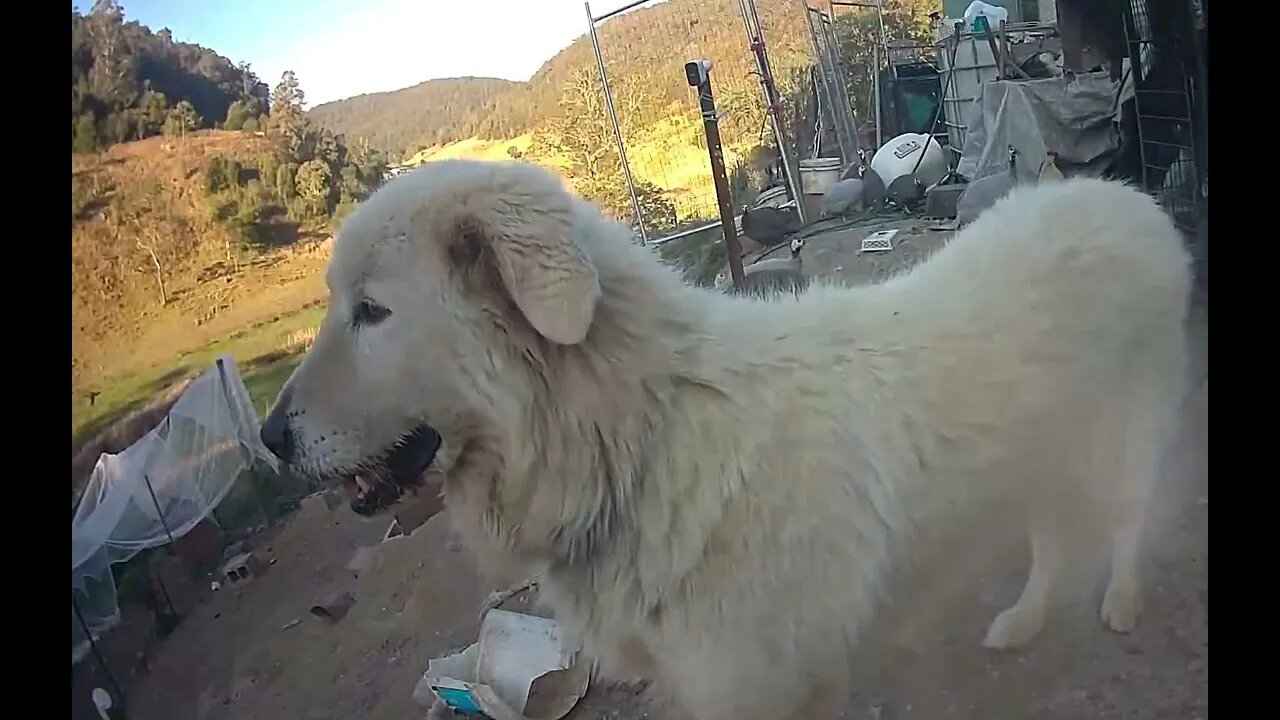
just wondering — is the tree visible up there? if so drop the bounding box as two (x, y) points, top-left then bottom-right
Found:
(531, 68), (675, 234)
(237, 61), (270, 118)
(295, 160), (333, 215)
(85, 0), (136, 109)
(224, 100), (248, 131)
(162, 100), (200, 138)
(73, 114), (99, 154)
(102, 110), (136, 144)
(204, 155), (241, 194)
(106, 190), (170, 307)
(270, 70), (306, 118)
(275, 162), (299, 202)
(533, 68), (633, 183)
(137, 87), (168, 137)
(136, 237), (167, 306)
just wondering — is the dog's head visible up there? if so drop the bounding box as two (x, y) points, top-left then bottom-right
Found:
(259, 160), (604, 513)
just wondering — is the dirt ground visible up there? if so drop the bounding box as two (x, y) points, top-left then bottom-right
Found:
(118, 222), (1208, 720)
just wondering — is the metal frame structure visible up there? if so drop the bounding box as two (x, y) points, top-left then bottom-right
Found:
(936, 19), (1058, 160)
(585, 1), (649, 243)
(585, 0), (810, 244)
(1119, 0), (1207, 293)
(800, 1), (865, 168)
(1120, 0), (1206, 232)
(738, 0), (807, 224)
(830, 1), (887, 150)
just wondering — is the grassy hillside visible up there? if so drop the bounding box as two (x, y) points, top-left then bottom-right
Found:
(311, 0), (935, 230)
(308, 77), (519, 158)
(71, 6), (385, 450)
(311, 0), (816, 161)
(71, 131), (332, 445)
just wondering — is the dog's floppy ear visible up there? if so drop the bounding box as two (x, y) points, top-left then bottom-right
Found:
(448, 169), (601, 345)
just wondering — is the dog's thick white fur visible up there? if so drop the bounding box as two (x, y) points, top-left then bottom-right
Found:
(275, 160), (1190, 720)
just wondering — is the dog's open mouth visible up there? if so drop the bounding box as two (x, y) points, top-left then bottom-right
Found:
(344, 425), (442, 517)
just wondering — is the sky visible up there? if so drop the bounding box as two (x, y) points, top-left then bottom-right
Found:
(74, 0), (662, 107)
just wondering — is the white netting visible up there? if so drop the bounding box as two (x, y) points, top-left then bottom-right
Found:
(71, 357), (278, 664)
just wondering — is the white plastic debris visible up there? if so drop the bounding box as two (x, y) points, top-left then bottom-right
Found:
(963, 1), (1008, 32)
(413, 610), (590, 720)
(861, 229), (899, 253)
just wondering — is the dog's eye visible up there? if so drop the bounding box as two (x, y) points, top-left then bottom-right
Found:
(352, 299), (392, 326)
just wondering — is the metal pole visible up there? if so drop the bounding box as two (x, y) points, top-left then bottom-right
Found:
(875, 0), (886, 149)
(215, 357), (274, 526)
(592, 0), (649, 22)
(819, 11), (861, 163)
(143, 474), (177, 548)
(738, 0), (807, 223)
(585, 2), (648, 244)
(694, 70), (746, 291)
(801, 4), (844, 162)
(873, 43), (882, 149)
(141, 474), (181, 620)
(73, 594), (128, 712)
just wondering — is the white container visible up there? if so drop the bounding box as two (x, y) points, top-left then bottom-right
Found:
(798, 157), (842, 197)
(937, 28), (999, 152)
(414, 610), (590, 720)
(869, 133), (948, 205)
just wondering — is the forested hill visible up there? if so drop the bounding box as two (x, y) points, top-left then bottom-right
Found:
(308, 78), (520, 158)
(307, 0), (817, 159)
(71, 0), (271, 152)
(307, 0), (935, 162)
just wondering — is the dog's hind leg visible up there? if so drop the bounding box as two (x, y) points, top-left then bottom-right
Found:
(1099, 391), (1166, 633)
(983, 510), (1064, 650)
(1100, 340), (1184, 635)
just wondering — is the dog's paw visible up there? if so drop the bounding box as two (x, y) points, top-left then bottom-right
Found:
(982, 605), (1044, 650)
(1100, 578), (1141, 633)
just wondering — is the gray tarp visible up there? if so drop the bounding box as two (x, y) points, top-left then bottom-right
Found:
(956, 71), (1120, 182)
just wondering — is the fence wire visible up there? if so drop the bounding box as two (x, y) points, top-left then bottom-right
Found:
(586, 0), (816, 241)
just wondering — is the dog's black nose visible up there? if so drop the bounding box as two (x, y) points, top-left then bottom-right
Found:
(260, 391), (294, 462)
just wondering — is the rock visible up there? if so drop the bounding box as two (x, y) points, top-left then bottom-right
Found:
(310, 591), (356, 624)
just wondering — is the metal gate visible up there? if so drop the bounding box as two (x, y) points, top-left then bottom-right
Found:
(802, 3), (862, 170)
(1122, 0), (1207, 233)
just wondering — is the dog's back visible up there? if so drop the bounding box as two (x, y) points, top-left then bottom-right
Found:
(597, 178), (1192, 720)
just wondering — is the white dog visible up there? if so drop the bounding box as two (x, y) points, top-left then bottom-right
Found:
(260, 160), (1191, 720)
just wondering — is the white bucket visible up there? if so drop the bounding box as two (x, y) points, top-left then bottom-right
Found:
(798, 157), (842, 197)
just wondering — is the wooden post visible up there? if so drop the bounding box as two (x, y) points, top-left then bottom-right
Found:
(693, 67), (747, 291)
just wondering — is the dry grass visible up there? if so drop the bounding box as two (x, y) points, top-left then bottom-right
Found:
(71, 376), (193, 497)
(281, 326), (318, 355)
(402, 119), (755, 224)
(71, 131), (329, 389)
(71, 131), (334, 443)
